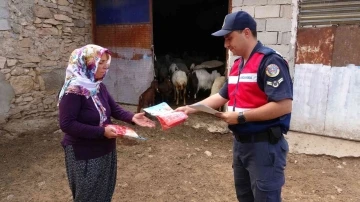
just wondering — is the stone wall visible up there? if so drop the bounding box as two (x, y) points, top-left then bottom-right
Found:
(229, 0), (297, 76)
(0, 0), (92, 136)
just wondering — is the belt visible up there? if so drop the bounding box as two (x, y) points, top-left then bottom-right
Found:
(234, 131), (270, 143)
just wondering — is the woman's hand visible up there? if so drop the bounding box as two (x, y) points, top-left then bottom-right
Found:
(132, 112), (155, 128)
(104, 125), (117, 139)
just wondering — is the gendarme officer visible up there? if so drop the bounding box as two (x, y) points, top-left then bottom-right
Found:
(176, 11), (293, 202)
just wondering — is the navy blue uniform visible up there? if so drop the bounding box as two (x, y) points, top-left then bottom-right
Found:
(219, 42), (293, 202)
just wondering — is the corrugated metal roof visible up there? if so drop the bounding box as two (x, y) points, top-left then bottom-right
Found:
(299, 0), (360, 27)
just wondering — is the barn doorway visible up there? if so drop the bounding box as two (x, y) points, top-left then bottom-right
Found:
(153, 0), (229, 60)
(152, 0), (229, 105)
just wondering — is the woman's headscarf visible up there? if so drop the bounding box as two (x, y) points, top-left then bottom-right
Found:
(58, 44), (112, 126)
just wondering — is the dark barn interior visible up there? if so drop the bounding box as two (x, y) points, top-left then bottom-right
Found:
(153, 0), (228, 61)
(152, 0), (229, 105)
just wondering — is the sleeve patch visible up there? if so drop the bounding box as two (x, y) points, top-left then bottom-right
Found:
(265, 64), (280, 77)
(267, 78), (284, 88)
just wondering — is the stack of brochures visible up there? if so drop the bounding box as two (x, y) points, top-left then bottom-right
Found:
(105, 124), (147, 140)
(143, 102), (188, 130)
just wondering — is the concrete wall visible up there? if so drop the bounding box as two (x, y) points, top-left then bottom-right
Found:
(0, 0), (92, 136)
(229, 0), (298, 77)
(292, 64), (360, 141)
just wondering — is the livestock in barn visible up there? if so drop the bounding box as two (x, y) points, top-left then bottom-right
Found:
(190, 60), (226, 76)
(188, 68), (221, 100)
(210, 76), (226, 111)
(169, 62), (189, 75)
(169, 63), (178, 75)
(154, 55), (170, 83)
(191, 60), (224, 70)
(210, 76), (226, 96)
(137, 79), (159, 113)
(175, 62), (189, 74)
(171, 69), (188, 106)
(157, 77), (173, 103)
(157, 63), (169, 83)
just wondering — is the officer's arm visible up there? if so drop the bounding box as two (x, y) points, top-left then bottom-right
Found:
(244, 55), (293, 122)
(243, 99), (292, 121)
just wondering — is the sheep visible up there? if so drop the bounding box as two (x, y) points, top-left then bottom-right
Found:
(157, 77), (173, 103)
(191, 60), (226, 76)
(210, 76), (226, 111)
(169, 63), (178, 75)
(169, 62), (189, 75)
(155, 61), (169, 83)
(137, 79), (159, 113)
(210, 76), (226, 96)
(175, 62), (189, 74)
(171, 69), (188, 106)
(188, 69), (221, 100)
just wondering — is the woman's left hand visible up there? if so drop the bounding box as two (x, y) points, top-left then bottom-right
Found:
(132, 112), (156, 128)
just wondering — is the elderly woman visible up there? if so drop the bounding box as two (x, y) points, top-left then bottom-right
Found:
(58, 44), (155, 202)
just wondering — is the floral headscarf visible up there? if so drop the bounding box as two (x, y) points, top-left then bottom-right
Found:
(58, 44), (112, 126)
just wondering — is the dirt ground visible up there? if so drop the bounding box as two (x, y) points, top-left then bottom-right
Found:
(1, 109), (360, 202)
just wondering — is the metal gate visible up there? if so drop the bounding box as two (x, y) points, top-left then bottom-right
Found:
(93, 0), (154, 104)
(299, 0), (360, 27)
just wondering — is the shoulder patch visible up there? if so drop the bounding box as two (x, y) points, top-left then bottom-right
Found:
(265, 64), (280, 77)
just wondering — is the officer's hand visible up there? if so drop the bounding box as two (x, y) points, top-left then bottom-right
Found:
(215, 111), (238, 125)
(175, 105), (197, 115)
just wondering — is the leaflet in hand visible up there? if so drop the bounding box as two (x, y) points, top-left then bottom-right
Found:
(143, 102), (188, 130)
(105, 124), (147, 140)
(188, 103), (219, 115)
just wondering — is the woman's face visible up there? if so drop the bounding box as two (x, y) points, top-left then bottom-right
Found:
(95, 53), (109, 80)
